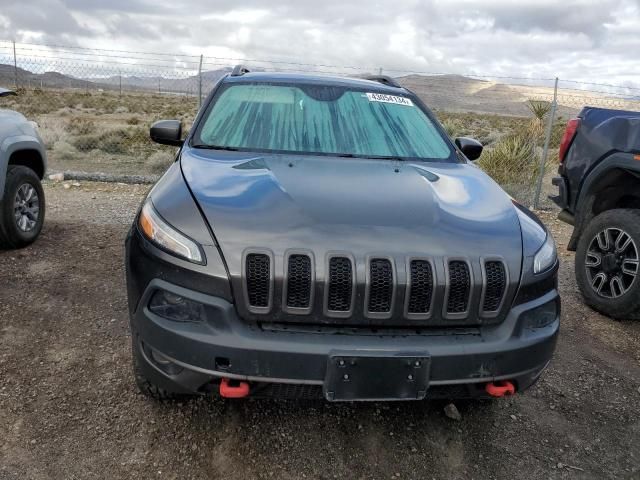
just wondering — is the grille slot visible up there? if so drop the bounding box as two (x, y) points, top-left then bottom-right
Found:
(368, 258), (393, 313)
(447, 261), (471, 314)
(327, 257), (353, 312)
(483, 261), (506, 312)
(408, 260), (434, 314)
(245, 253), (271, 308)
(286, 254), (312, 309)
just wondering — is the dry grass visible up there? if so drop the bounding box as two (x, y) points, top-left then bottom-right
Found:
(0, 89), (196, 175)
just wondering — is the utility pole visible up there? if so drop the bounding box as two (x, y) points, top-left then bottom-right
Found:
(12, 40), (18, 89)
(119, 71), (122, 96)
(198, 54), (203, 107)
(533, 77), (559, 210)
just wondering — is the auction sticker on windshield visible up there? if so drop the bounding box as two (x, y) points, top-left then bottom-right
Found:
(366, 93), (414, 106)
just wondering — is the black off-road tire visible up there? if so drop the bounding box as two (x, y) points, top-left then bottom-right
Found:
(575, 209), (640, 320)
(131, 339), (192, 401)
(0, 166), (45, 249)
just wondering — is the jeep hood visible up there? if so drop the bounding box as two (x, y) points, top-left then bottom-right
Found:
(180, 148), (523, 277)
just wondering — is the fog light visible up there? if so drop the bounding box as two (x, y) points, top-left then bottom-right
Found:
(521, 300), (557, 329)
(150, 349), (172, 366)
(149, 289), (206, 322)
(146, 346), (183, 375)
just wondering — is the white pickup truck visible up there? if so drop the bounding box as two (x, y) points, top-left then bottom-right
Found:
(0, 87), (47, 249)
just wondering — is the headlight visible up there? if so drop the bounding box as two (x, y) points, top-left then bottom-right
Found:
(533, 233), (557, 274)
(148, 289), (206, 323)
(138, 200), (204, 264)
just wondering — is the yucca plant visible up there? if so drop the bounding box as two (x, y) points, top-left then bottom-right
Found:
(527, 100), (551, 122)
(526, 100), (552, 146)
(477, 134), (537, 186)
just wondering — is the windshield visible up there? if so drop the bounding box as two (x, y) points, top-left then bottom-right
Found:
(193, 83), (452, 161)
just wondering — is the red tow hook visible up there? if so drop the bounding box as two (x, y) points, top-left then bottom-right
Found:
(219, 378), (250, 398)
(485, 380), (515, 398)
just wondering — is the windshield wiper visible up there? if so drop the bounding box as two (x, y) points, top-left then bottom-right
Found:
(371, 155), (404, 161)
(336, 153), (404, 161)
(191, 144), (240, 151)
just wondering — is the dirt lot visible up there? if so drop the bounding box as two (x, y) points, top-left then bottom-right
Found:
(1, 181), (639, 480)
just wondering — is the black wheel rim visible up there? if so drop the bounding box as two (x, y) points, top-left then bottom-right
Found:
(13, 183), (40, 233)
(585, 227), (639, 298)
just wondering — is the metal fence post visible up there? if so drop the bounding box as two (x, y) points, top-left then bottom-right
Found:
(533, 77), (559, 209)
(12, 40), (18, 89)
(198, 54), (203, 107)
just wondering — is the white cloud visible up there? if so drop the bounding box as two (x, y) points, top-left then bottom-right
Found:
(0, 0), (638, 86)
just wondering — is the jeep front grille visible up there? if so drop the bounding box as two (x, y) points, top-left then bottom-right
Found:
(368, 258), (394, 313)
(240, 251), (511, 325)
(245, 253), (271, 308)
(286, 254), (312, 309)
(446, 261), (471, 314)
(327, 257), (353, 312)
(482, 261), (506, 313)
(407, 260), (434, 314)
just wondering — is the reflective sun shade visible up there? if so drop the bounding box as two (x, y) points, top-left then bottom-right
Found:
(196, 84), (451, 160)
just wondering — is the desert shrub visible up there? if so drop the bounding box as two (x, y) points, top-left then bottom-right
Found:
(71, 134), (96, 152)
(146, 150), (176, 174)
(71, 126), (154, 156)
(36, 116), (68, 149)
(65, 118), (97, 135)
(441, 118), (463, 138)
(98, 131), (129, 154)
(52, 140), (79, 158)
(477, 134), (537, 186)
(72, 130), (125, 154)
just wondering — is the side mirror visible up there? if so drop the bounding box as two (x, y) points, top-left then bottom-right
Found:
(455, 137), (483, 161)
(150, 120), (183, 146)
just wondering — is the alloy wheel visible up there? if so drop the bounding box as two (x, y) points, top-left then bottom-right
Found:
(585, 227), (639, 298)
(13, 183), (40, 232)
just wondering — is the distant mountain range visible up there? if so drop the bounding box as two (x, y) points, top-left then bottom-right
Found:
(0, 63), (587, 116)
(0, 63), (232, 94)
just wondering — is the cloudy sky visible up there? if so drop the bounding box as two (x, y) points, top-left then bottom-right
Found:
(0, 0), (639, 87)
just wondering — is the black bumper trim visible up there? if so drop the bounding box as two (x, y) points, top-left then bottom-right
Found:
(131, 278), (559, 396)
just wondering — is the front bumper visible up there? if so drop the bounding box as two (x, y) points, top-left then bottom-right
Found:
(130, 274), (559, 400)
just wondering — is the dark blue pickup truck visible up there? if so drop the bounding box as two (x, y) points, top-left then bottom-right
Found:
(552, 106), (640, 319)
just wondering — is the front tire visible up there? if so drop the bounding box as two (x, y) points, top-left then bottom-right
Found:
(0, 166), (45, 249)
(575, 209), (640, 320)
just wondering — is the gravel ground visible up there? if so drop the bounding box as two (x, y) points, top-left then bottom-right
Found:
(1, 181), (639, 480)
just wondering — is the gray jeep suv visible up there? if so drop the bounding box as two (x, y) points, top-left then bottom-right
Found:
(126, 69), (560, 402)
(0, 88), (47, 249)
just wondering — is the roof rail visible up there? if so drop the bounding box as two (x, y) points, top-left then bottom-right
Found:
(365, 75), (401, 88)
(231, 65), (251, 77)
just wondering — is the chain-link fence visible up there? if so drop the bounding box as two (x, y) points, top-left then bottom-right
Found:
(1, 40), (639, 210)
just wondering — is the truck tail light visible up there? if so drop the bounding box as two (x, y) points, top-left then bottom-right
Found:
(558, 118), (580, 163)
